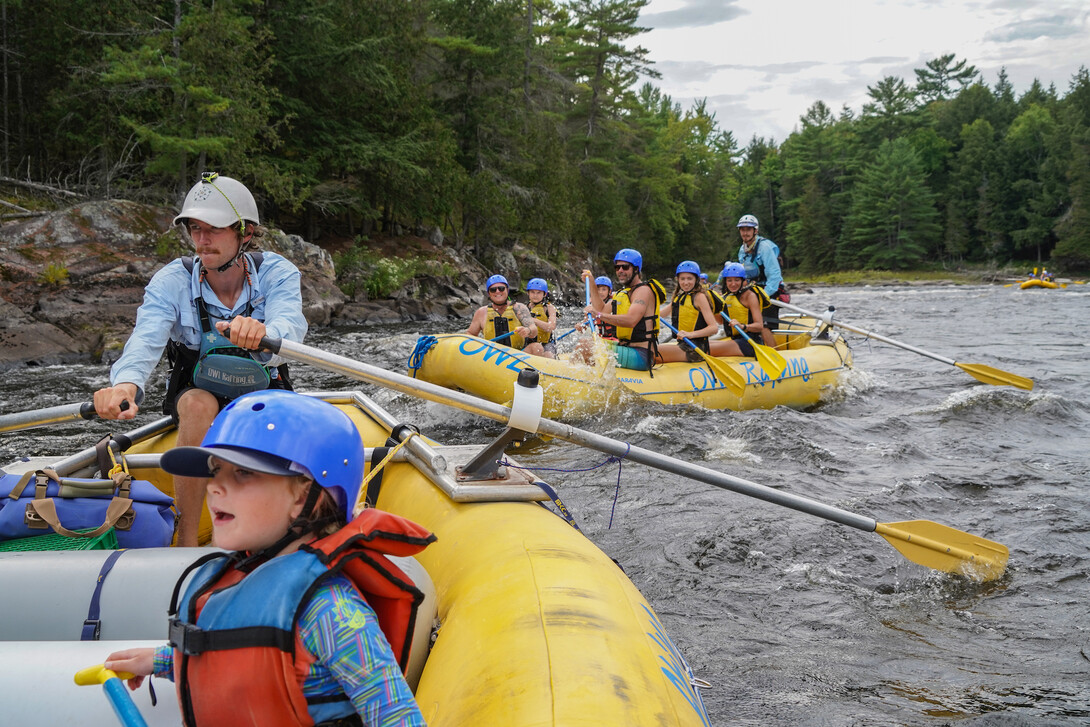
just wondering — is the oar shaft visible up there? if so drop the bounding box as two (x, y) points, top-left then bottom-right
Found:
(0, 402), (95, 434)
(771, 299), (956, 366)
(265, 337), (878, 533)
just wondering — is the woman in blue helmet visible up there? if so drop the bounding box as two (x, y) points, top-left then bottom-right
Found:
(104, 390), (432, 727)
(525, 278), (559, 358)
(709, 262), (770, 358)
(466, 274), (541, 354)
(656, 261), (720, 363)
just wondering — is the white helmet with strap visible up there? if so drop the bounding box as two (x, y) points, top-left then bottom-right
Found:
(736, 214), (759, 229)
(173, 172), (260, 228)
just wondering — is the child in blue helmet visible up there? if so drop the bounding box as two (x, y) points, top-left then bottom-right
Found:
(525, 278), (559, 358)
(466, 274), (542, 354)
(657, 261), (720, 363)
(105, 390), (431, 727)
(710, 262), (769, 358)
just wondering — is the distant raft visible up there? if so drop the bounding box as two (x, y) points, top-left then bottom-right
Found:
(407, 315), (852, 417)
(1020, 278), (1060, 289)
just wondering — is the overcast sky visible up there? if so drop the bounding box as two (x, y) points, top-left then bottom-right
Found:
(637, 0), (1090, 145)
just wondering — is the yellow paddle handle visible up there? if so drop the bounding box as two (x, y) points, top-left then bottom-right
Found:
(74, 665), (136, 686)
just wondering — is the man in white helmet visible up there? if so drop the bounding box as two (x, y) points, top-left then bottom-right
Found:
(733, 214), (787, 330)
(92, 173), (307, 546)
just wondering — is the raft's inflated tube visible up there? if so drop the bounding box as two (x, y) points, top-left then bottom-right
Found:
(0, 548), (437, 687)
(1, 640), (181, 727)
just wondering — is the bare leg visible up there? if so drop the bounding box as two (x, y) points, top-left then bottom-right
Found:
(524, 342), (545, 357)
(172, 389), (220, 546)
(761, 327), (776, 347)
(655, 343), (690, 363)
(709, 339), (746, 357)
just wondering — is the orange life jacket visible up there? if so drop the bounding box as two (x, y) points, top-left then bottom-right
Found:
(168, 509), (435, 727)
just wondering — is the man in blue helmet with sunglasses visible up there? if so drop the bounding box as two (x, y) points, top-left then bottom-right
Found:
(581, 249), (666, 371)
(467, 274), (543, 355)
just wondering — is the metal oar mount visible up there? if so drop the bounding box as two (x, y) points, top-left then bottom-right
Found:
(260, 335), (1009, 582)
(772, 299), (1034, 390)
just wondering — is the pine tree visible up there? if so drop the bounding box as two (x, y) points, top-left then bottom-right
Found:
(842, 138), (940, 269)
(915, 53), (978, 103)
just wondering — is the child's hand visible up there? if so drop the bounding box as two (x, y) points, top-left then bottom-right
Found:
(105, 647), (156, 690)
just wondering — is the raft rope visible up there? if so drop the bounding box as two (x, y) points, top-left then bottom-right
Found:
(353, 431), (418, 516)
(500, 442), (631, 529)
(407, 336), (438, 377)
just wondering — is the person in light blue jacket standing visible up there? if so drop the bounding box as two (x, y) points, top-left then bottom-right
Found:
(92, 173), (307, 546)
(734, 214), (788, 329)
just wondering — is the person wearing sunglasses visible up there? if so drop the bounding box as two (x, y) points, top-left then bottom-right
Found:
(466, 274), (542, 354)
(92, 173), (307, 546)
(580, 249), (667, 371)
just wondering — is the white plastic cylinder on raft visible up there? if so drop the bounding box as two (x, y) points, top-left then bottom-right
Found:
(0, 639), (182, 726)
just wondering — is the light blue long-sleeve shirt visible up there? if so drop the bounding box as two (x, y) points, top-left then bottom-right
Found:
(737, 236), (783, 298)
(110, 252), (307, 401)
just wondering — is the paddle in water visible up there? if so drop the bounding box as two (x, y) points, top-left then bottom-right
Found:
(772, 299), (1033, 390)
(660, 320), (746, 396)
(731, 323), (787, 379)
(256, 334), (1010, 582)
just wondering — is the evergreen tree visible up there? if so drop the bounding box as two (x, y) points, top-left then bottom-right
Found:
(1052, 127), (1090, 270)
(842, 138), (940, 269)
(915, 53), (978, 103)
(860, 76), (918, 143)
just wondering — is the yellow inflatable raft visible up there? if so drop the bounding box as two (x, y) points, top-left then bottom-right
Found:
(2, 392), (712, 727)
(1020, 278), (1060, 289)
(408, 317), (852, 416)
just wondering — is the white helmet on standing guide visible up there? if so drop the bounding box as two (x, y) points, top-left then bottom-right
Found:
(736, 214), (759, 229)
(173, 172), (260, 228)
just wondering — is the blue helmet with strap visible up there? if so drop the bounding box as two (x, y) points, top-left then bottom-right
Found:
(614, 248), (643, 270)
(526, 278), (548, 293)
(594, 275), (613, 290)
(721, 262), (747, 279)
(160, 390), (365, 519)
(485, 274), (509, 290)
(676, 260), (701, 276)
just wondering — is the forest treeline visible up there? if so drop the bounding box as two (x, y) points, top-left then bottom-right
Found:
(3, 0), (1090, 273)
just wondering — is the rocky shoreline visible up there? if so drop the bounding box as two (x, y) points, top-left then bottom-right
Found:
(0, 200), (593, 369)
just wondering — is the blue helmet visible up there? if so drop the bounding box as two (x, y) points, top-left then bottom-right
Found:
(721, 262), (747, 279)
(699, 273), (708, 282)
(160, 390), (365, 519)
(676, 260), (701, 276)
(614, 248), (643, 270)
(485, 274), (509, 290)
(526, 278), (548, 293)
(595, 275), (613, 290)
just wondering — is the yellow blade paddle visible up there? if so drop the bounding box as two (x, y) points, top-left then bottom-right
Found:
(875, 520), (1009, 581)
(772, 300), (1034, 390)
(660, 320), (746, 396)
(731, 323), (787, 379)
(955, 362), (1034, 390)
(258, 334), (1010, 582)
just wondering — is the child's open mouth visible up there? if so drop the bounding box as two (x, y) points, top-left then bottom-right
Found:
(211, 508), (235, 525)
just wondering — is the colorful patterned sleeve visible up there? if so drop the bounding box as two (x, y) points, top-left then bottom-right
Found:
(152, 643), (174, 679)
(297, 575), (426, 727)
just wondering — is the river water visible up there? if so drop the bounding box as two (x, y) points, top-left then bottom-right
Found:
(2, 284), (1088, 725)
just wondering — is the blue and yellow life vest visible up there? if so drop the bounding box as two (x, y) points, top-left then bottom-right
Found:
(169, 509), (434, 727)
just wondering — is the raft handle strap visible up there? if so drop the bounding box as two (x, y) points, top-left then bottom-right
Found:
(81, 549), (128, 641)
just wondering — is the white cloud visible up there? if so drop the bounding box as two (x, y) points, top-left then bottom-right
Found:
(637, 0), (1090, 144)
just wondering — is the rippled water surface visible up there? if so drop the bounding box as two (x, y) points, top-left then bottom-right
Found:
(3, 284), (1089, 725)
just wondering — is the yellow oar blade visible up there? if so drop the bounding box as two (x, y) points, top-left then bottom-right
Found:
(955, 362), (1034, 390)
(875, 520), (1009, 582)
(695, 349), (746, 396)
(752, 342), (787, 379)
